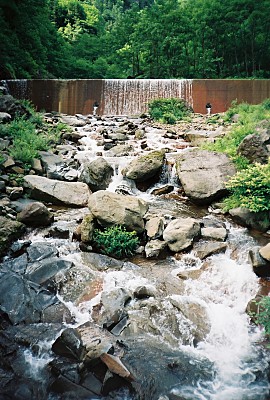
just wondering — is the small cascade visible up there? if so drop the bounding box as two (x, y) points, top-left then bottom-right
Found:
(168, 226), (270, 400)
(102, 79), (193, 115)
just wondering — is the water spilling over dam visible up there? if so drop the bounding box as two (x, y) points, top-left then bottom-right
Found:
(5, 79), (270, 115)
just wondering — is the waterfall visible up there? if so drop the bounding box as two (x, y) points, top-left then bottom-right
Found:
(102, 79), (193, 116)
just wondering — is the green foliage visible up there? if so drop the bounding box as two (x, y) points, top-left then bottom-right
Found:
(254, 296), (270, 337)
(202, 100), (270, 169)
(92, 225), (139, 258)
(224, 162), (270, 212)
(148, 98), (191, 124)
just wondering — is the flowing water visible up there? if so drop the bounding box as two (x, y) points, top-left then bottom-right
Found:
(6, 114), (270, 399)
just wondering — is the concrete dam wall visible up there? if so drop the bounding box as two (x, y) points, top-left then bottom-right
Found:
(5, 79), (270, 115)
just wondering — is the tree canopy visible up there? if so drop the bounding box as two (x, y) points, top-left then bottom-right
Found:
(1, 0), (270, 79)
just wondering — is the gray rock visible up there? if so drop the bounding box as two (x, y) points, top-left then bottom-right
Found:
(176, 149), (236, 205)
(26, 242), (59, 262)
(238, 131), (270, 164)
(145, 216), (165, 239)
(249, 246), (270, 277)
(88, 190), (148, 233)
(145, 239), (167, 258)
(201, 226), (227, 241)
(80, 213), (95, 242)
(122, 150), (165, 182)
(0, 112), (11, 123)
(0, 216), (25, 258)
(194, 241), (227, 259)
(79, 157), (113, 191)
(168, 295), (211, 344)
(259, 243), (270, 261)
(17, 201), (54, 227)
(163, 218), (201, 252)
(26, 257), (74, 288)
(0, 272), (56, 324)
(24, 175), (91, 207)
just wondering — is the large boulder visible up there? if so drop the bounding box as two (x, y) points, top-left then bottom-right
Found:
(0, 216), (25, 258)
(176, 149), (236, 205)
(79, 157), (114, 192)
(122, 150), (165, 182)
(24, 175), (91, 207)
(163, 217), (201, 252)
(88, 190), (148, 233)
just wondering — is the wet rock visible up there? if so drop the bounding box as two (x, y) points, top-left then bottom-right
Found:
(88, 190), (148, 233)
(151, 185), (174, 196)
(25, 257), (74, 289)
(176, 149), (236, 205)
(81, 252), (135, 271)
(134, 285), (157, 299)
(168, 295), (211, 343)
(249, 246), (270, 277)
(52, 328), (85, 361)
(106, 144), (134, 157)
(229, 207), (270, 232)
(26, 242), (59, 262)
(145, 239), (167, 258)
(46, 224), (70, 239)
(122, 150), (166, 183)
(194, 241), (227, 259)
(163, 218), (201, 252)
(17, 201), (54, 227)
(0, 216), (25, 258)
(100, 287), (131, 329)
(24, 175), (91, 207)
(79, 157), (114, 192)
(0, 272), (57, 324)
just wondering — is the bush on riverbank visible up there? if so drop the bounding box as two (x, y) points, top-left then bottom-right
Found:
(223, 162), (270, 212)
(148, 98), (192, 124)
(0, 101), (70, 169)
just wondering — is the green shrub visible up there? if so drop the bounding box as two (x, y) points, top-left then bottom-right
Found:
(92, 225), (139, 258)
(223, 162), (270, 212)
(148, 98), (192, 124)
(254, 296), (270, 337)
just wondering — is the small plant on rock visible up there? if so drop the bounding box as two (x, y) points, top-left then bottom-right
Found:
(92, 225), (139, 258)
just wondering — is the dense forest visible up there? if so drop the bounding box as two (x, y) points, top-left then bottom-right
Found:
(1, 0), (270, 80)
